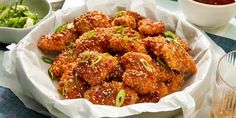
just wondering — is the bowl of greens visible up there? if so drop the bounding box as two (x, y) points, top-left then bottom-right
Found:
(0, 0), (51, 43)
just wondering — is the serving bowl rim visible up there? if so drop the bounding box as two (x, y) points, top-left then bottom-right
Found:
(183, 0), (236, 8)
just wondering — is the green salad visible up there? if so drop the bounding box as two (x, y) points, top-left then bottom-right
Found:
(0, 0), (41, 28)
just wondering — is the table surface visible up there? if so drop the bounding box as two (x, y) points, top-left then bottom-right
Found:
(0, 0), (236, 117)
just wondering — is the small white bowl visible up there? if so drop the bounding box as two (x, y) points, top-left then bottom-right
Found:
(179, 0), (236, 29)
(0, 0), (52, 44)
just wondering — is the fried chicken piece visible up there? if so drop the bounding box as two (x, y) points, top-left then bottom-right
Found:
(173, 35), (191, 52)
(74, 28), (110, 55)
(58, 63), (90, 99)
(74, 51), (118, 86)
(163, 31), (191, 52)
(112, 10), (143, 29)
(163, 71), (184, 94)
(138, 18), (165, 36)
(38, 28), (78, 54)
(161, 42), (196, 75)
(157, 82), (169, 98)
(121, 52), (158, 94)
(74, 11), (111, 34)
(108, 26), (147, 54)
(84, 81), (138, 106)
(143, 36), (167, 57)
(50, 48), (77, 79)
(144, 36), (196, 75)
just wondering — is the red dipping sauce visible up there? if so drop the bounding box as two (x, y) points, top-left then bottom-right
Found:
(193, 0), (235, 5)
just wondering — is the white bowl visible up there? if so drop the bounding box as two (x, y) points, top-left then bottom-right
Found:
(179, 0), (236, 29)
(0, 0), (52, 44)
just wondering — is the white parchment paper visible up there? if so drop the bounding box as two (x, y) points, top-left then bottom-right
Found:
(1, 0), (226, 117)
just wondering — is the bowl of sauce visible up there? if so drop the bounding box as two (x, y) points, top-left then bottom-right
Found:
(194, 0), (235, 5)
(179, 0), (236, 29)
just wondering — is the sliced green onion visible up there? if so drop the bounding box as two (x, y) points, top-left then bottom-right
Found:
(66, 22), (74, 29)
(164, 31), (175, 39)
(0, 8), (10, 19)
(114, 26), (124, 34)
(164, 31), (183, 48)
(156, 57), (168, 69)
(48, 68), (54, 80)
(66, 43), (74, 50)
(80, 51), (93, 62)
(55, 23), (68, 33)
(41, 56), (53, 64)
(90, 56), (102, 67)
(115, 89), (126, 107)
(55, 22), (73, 33)
(23, 17), (34, 28)
(129, 35), (139, 40)
(62, 86), (65, 96)
(140, 58), (154, 72)
(166, 37), (174, 42)
(104, 53), (111, 57)
(173, 39), (183, 48)
(87, 30), (96, 39)
(115, 11), (125, 17)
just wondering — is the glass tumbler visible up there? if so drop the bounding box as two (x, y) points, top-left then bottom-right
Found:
(211, 51), (236, 118)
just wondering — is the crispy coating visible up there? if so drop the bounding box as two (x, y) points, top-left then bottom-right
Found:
(173, 35), (191, 52)
(50, 49), (77, 79)
(84, 81), (138, 106)
(144, 36), (196, 75)
(164, 72), (184, 94)
(121, 52), (158, 94)
(112, 10), (143, 29)
(137, 92), (160, 103)
(138, 18), (165, 36)
(38, 28), (78, 54)
(38, 11), (197, 105)
(74, 51), (118, 86)
(137, 82), (169, 103)
(161, 43), (197, 75)
(58, 63), (90, 99)
(74, 11), (111, 34)
(109, 63), (124, 82)
(155, 64), (184, 95)
(74, 28), (110, 55)
(143, 36), (167, 57)
(108, 26), (147, 54)
(157, 82), (169, 98)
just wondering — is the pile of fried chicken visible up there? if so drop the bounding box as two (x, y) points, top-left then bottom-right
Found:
(37, 10), (197, 106)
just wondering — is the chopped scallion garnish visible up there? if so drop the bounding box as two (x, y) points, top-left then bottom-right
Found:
(90, 56), (102, 67)
(156, 57), (168, 69)
(80, 51), (93, 62)
(87, 30), (96, 39)
(55, 22), (74, 33)
(115, 11), (125, 17)
(140, 58), (154, 72)
(41, 56), (53, 64)
(62, 86), (65, 96)
(115, 89), (125, 107)
(115, 26), (124, 34)
(164, 31), (175, 39)
(164, 31), (183, 48)
(48, 68), (54, 80)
